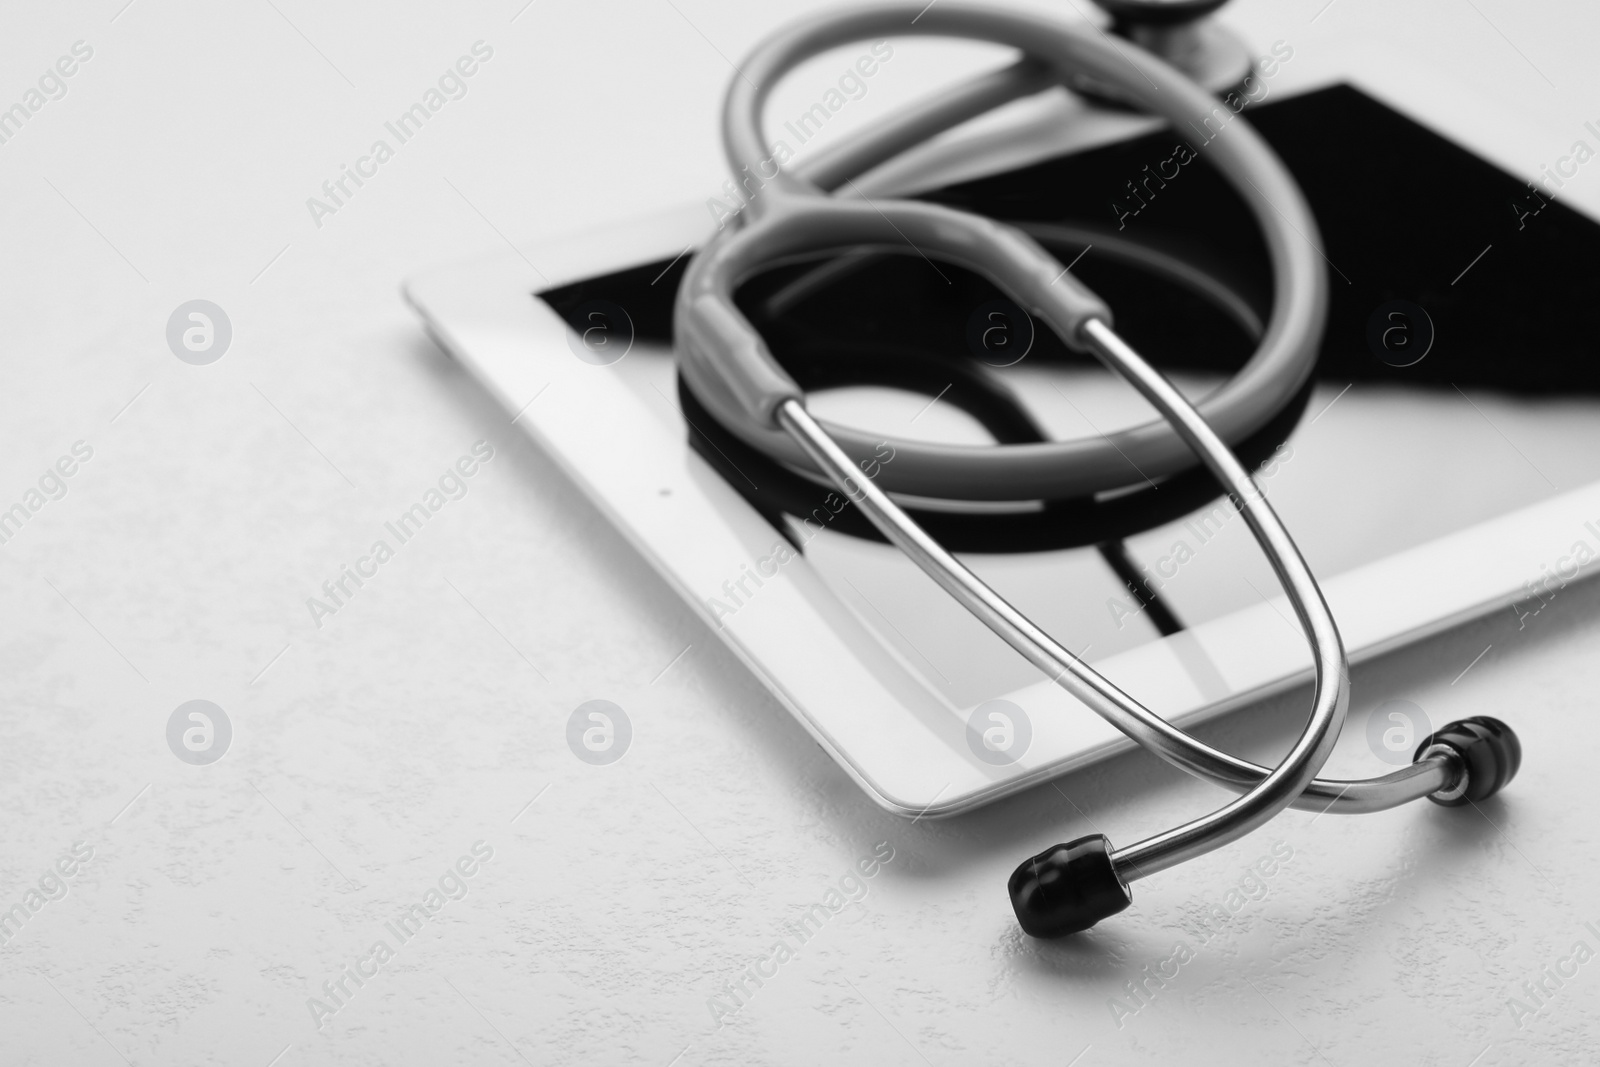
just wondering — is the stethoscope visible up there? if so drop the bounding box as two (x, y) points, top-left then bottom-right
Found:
(673, 3), (1522, 938)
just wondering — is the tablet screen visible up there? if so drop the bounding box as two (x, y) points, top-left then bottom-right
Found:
(539, 83), (1600, 709)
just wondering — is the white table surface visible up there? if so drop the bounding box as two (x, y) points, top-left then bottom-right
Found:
(3, 1), (1599, 1064)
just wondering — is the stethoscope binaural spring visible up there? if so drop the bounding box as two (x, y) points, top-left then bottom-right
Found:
(673, 2), (1522, 938)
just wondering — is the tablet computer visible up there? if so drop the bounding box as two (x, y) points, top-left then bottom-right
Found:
(404, 32), (1600, 818)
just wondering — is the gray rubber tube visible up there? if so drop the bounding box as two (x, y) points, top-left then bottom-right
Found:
(801, 57), (1058, 194)
(673, 2), (1326, 501)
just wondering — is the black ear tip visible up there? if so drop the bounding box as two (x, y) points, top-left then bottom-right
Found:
(1008, 834), (1132, 938)
(1414, 716), (1522, 806)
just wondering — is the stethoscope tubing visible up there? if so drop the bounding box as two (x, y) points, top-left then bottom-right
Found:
(777, 312), (1358, 882)
(681, 2), (1326, 502)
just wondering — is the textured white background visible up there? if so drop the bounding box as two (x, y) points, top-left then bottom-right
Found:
(2, 0), (1599, 1064)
